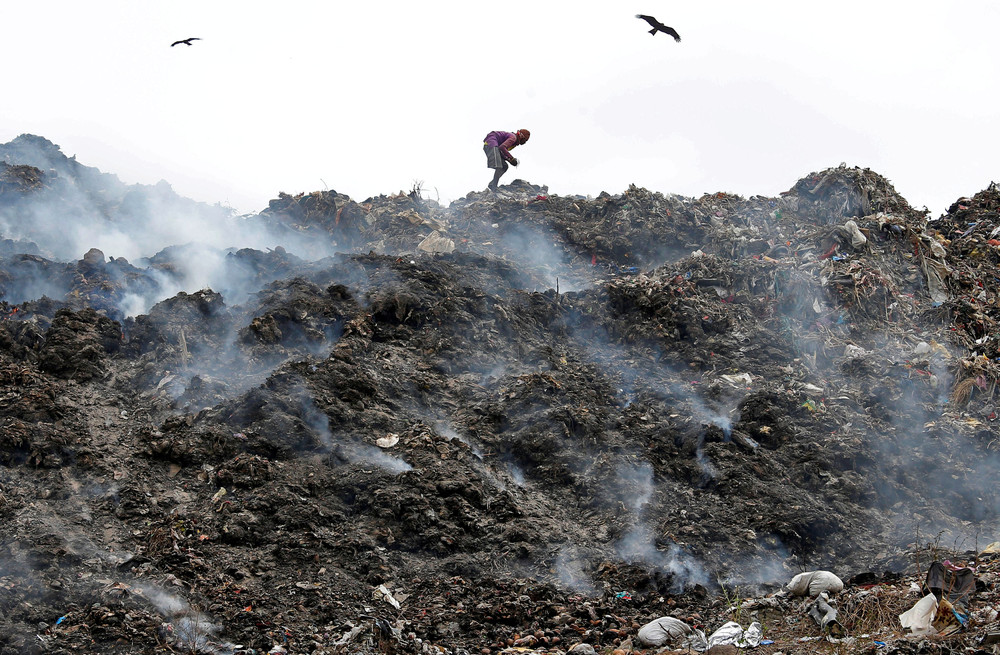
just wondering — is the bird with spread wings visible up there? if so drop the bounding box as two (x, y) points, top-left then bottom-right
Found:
(170, 37), (201, 47)
(635, 15), (681, 42)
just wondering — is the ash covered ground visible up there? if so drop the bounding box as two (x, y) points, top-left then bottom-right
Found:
(3, 134), (1000, 654)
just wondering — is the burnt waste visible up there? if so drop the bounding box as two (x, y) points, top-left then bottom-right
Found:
(2, 136), (1000, 653)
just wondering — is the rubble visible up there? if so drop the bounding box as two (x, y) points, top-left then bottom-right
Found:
(2, 137), (1000, 654)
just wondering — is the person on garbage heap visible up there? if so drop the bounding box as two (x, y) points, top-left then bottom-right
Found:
(483, 129), (530, 192)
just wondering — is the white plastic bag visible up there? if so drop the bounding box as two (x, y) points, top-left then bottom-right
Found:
(899, 593), (938, 635)
(706, 621), (763, 648)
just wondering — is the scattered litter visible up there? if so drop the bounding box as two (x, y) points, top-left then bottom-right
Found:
(374, 584), (402, 610)
(899, 593), (938, 635)
(707, 620), (762, 648)
(805, 592), (844, 636)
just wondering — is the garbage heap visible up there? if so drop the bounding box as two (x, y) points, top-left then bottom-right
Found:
(923, 182), (1000, 416)
(2, 138), (1000, 655)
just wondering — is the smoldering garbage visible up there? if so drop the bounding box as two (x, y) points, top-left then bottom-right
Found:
(5, 136), (1000, 654)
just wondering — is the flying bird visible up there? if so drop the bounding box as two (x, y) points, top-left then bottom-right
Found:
(170, 37), (201, 47)
(635, 15), (681, 42)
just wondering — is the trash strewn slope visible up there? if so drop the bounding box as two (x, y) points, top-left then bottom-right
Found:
(1, 136), (1000, 654)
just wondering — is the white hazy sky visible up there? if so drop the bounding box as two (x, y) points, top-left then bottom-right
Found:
(3, 1), (997, 216)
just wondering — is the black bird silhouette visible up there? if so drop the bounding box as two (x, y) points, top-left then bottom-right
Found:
(635, 15), (681, 42)
(170, 37), (201, 47)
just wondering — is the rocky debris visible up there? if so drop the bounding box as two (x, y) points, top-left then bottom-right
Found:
(2, 140), (1000, 653)
(0, 161), (45, 197)
(255, 190), (369, 251)
(37, 306), (121, 380)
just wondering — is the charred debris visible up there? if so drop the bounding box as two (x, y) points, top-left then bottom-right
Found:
(2, 136), (1000, 653)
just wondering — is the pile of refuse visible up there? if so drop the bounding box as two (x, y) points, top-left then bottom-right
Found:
(3, 135), (1000, 654)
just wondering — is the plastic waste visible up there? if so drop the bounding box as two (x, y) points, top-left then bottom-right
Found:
(925, 560), (976, 607)
(373, 584), (401, 610)
(721, 373), (753, 386)
(417, 231), (456, 254)
(636, 617), (712, 652)
(899, 593), (938, 635)
(706, 621), (762, 648)
(807, 592), (845, 636)
(844, 344), (868, 357)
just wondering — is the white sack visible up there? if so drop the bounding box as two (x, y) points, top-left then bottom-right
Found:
(636, 616), (691, 647)
(787, 571), (844, 596)
(843, 220), (867, 248)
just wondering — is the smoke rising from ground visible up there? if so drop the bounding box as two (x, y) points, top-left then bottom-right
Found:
(606, 455), (708, 592)
(0, 136), (356, 318)
(617, 523), (708, 592)
(133, 582), (238, 655)
(554, 545), (599, 596)
(294, 383), (412, 473)
(716, 538), (793, 592)
(499, 224), (588, 292)
(615, 460), (655, 512)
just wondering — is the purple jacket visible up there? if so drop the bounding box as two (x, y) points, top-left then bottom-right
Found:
(484, 130), (519, 162)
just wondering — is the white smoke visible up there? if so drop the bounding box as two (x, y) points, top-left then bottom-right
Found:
(296, 384), (412, 473)
(616, 523), (708, 591)
(499, 224), (589, 292)
(133, 582), (238, 655)
(0, 137), (354, 318)
(554, 544), (599, 596)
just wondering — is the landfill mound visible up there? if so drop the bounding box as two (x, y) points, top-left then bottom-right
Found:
(1, 136), (1000, 654)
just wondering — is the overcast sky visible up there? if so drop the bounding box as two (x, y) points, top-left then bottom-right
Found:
(3, 1), (997, 216)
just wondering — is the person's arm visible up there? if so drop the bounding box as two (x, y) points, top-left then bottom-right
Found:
(499, 134), (518, 162)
